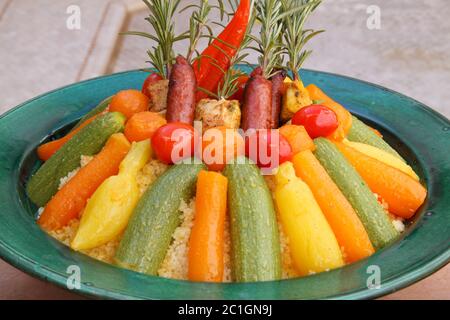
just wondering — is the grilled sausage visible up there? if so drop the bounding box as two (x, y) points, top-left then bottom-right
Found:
(270, 70), (286, 128)
(241, 68), (273, 130)
(166, 56), (197, 124)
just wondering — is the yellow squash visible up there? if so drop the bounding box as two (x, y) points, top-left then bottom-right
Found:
(343, 139), (419, 181)
(71, 140), (151, 251)
(274, 162), (344, 275)
(281, 78), (312, 122)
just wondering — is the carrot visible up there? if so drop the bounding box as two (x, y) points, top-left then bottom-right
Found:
(306, 84), (352, 141)
(279, 124), (315, 155)
(188, 170), (228, 282)
(124, 111), (167, 142)
(38, 133), (131, 231)
(334, 141), (427, 219)
(37, 114), (101, 161)
(370, 127), (383, 138)
(201, 126), (245, 171)
(292, 150), (374, 263)
(109, 89), (149, 119)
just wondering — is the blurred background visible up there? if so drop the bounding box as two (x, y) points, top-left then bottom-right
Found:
(0, 0), (448, 299)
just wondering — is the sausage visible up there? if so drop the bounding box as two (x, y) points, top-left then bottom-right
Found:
(166, 55), (197, 124)
(270, 70), (286, 128)
(241, 68), (273, 131)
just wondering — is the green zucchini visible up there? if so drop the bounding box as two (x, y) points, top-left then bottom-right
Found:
(114, 161), (206, 275)
(314, 138), (399, 249)
(223, 157), (282, 282)
(72, 96), (113, 130)
(27, 112), (126, 207)
(348, 116), (405, 161)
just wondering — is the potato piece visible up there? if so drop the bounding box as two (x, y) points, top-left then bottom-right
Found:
(195, 99), (241, 130)
(281, 80), (312, 122)
(147, 79), (169, 112)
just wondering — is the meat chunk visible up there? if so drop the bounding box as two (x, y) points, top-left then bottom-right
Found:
(195, 99), (241, 130)
(146, 79), (169, 112)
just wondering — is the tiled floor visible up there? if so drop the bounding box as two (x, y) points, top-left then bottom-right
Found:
(0, 0), (448, 300)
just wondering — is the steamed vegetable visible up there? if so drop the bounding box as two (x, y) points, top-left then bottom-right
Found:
(124, 111), (167, 142)
(347, 116), (405, 161)
(27, 112), (126, 207)
(224, 157), (282, 282)
(188, 170), (228, 282)
(38, 133), (131, 231)
(115, 161), (206, 275)
(306, 84), (352, 141)
(201, 126), (245, 171)
(274, 162), (344, 275)
(314, 138), (399, 249)
(279, 124), (315, 154)
(72, 96), (112, 129)
(292, 150), (374, 263)
(334, 141), (427, 219)
(37, 113), (102, 161)
(343, 139), (419, 180)
(71, 140), (151, 250)
(109, 89), (149, 119)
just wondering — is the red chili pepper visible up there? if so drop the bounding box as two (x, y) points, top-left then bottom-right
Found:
(193, 0), (251, 101)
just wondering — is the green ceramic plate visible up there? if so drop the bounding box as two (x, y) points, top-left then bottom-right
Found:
(0, 68), (448, 300)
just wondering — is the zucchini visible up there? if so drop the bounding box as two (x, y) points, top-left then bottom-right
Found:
(314, 138), (399, 249)
(347, 116), (405, 161)
(27, 112), (126, 207)
(72, 96), (113, 130)
(114, 161), (206, 275)
(223, 157), (282, 282)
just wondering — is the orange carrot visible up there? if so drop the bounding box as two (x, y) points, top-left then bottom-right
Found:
(279, 124), (315, 155)
(306, 84), (352, 141)
(124, 111), (167, 142)
(37, 113), (101, 161)
(188, 170), (228, 282)
(334, 141), (427, 219)
(38, 133), (131, 231)
(109, 89), (149, 119)
(292, 150), (375, 263)
(369, 127), (383, 138)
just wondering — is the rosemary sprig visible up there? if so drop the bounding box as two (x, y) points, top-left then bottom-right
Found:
(281, 0), (323, 80)
(250, 0), (285, 79)
(182, 0), (214, 63)
(122, 0), (184, 79)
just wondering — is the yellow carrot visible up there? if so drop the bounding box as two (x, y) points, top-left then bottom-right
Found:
(343, 139), (419, 181)
(71, 140), (151, 250)
(274, 162), (344, 275)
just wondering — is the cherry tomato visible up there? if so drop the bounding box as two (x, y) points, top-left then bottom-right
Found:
(151, 122), (198, 164)
(142, 73), (163, 97)
(292, 105), (339, 138)
(245, 129), (292, 170)
(229, 75), (249, 103)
